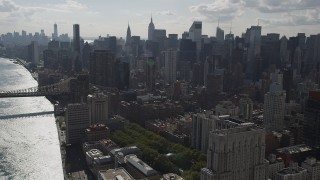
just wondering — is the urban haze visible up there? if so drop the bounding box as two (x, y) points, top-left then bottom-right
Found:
(0, 0), (320, 180)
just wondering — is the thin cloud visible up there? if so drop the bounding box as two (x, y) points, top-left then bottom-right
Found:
(0, 0), (17, 12)
(156, 10), (176, 16)
(190, 0), (320, 26)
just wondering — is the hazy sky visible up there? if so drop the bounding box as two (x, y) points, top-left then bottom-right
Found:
(0, 0), (319, 39)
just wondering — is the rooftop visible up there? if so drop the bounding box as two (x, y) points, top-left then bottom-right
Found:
(277, 144), (312, 155)
(277, 167), (306, 175)
(98, 168), (134, 180)
(126, 154), (157, 176)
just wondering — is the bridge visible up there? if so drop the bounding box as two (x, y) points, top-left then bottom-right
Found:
(0, 78), (71, 98)
(0, 74), (91, 100)
(0, 111), (54, 120)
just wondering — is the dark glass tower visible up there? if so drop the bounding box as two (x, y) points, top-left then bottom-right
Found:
(73, 24), (80, 53)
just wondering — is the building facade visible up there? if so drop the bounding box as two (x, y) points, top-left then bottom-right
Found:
(164, 49), (177, 84)
(87, 93), (108, 125)
(263, 86), (286, 132)
(66, 103), (90, 144)
(201, 125), (267, 180)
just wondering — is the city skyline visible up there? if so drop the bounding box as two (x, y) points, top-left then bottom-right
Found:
(0, 0), (319, 39)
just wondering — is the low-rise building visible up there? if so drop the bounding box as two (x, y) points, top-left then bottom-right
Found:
(162, 173), (184, 180)
(275, 163), (307, 180)
(267, 154), (285, 180)
(124, 154), (158, 179)
(301, 157), (320, 180)
(86, 149), (103, 165)
(85, 124), (110, 142)
(98, 168), (134, 180)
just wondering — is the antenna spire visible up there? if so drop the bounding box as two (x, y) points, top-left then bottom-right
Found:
(218, 16), (220, 27)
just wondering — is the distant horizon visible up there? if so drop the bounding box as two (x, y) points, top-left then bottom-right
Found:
(2, 21), (320, 42)
(0, 0), (319, 39)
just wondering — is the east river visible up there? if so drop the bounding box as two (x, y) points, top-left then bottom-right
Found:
(0, 58), (63, 180)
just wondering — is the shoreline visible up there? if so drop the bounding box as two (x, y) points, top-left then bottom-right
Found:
(7, 57), (67, 180)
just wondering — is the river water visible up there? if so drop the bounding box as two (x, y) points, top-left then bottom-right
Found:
(0, 58), (63, 180)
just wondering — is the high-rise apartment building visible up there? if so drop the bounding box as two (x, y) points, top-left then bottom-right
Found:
(146, 57), (156, 91)
(66, 103), (90, 144)
(201, 125), (267, 180)
(87, 93), (108, 125)
(164, 49), (177, 84)
(28, 41), (39, 64)
(192, 111), (218, 152)
(264, 83), (286, 132)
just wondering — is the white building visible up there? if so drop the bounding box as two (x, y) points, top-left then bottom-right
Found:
(201, 125), (267, 180)
(66, 103), (89, 144)
(87, 93), (108, 125)
(164, 49), (177, 84)
(301, 157), (320, 180)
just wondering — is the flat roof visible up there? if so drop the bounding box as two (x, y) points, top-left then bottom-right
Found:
(99, 168), (133, 180)
(277, 144), (312, 154)
(126, 154), (157, 176)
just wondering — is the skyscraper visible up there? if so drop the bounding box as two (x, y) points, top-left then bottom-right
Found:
(73, 24), (81, 72)
(146, 57), (156, 92)
(216, 26), (224, 42)
(126, 23), (131, 45)
(164, 49), (177, 84)
(89, 50), (115, 87)
(201, 125), (267, 180)
(246, 26), (262, 62)
(52, 23), (58, 40)
(73, 24), (80, 53)
(148, 17), (155, 41)
(188, 21), (202, 51)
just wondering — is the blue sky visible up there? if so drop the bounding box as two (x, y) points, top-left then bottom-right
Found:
(0, 0), (319, 39)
